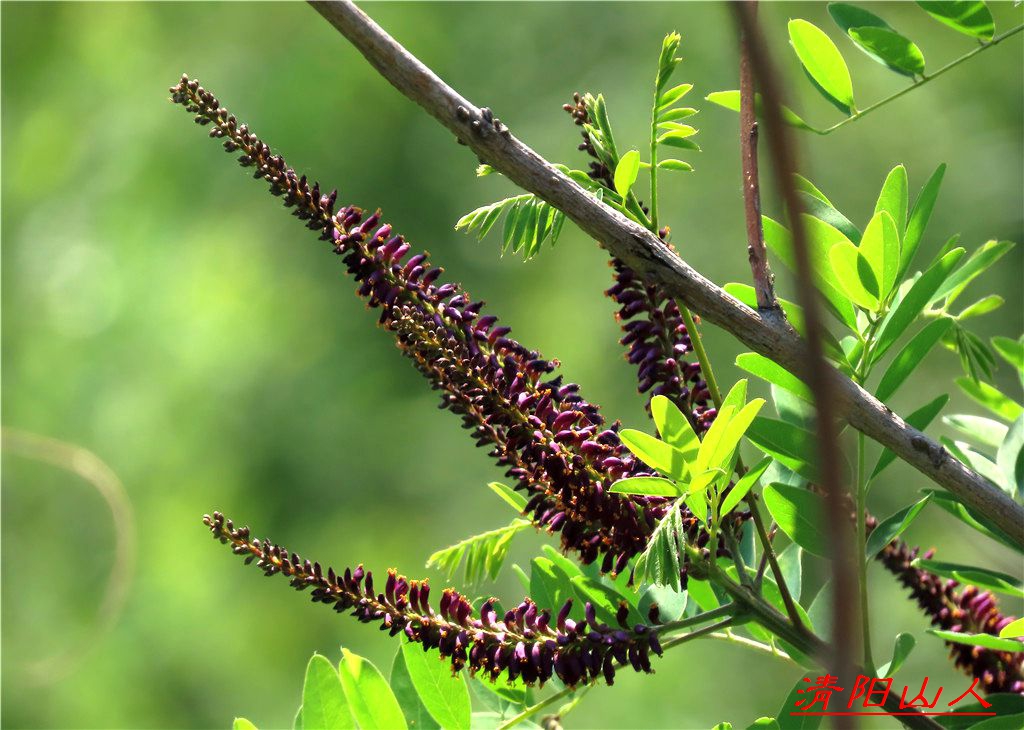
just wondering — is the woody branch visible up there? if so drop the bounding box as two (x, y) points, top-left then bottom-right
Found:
(306, 0), (1024, 548)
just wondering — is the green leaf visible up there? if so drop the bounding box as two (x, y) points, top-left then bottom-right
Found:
(829, 240), (880, 310)
(234, 720), (258, 730)
(916, 1), (994, 41)
(944, 414), (1008, 450)
(657, 107), (699, 122)
(872, 394), (948, 477)
(400, 638), (471, 730)
(634, 502), (686, 590)
(1000, 617), (1024, 639)
(788, 19), (855, 112)
(610, 476), (681, 497)
(829, 3), (892, 34)
(899, 163), (946, 279)
(720, 456), (772, 517)
(571, 575), (642, 627)
(338, 649), (407, 730)
(301, 654), (355, 730)
(619, 428), (694, 479)
(993, 336), (1024, 373)
(848, 27), (925, 76)
(763, 484), (829, 557)
(956, 377), (1023, 422)
(736, 353), (812, 402)
(937, 694), (1024, 729)
(924, 489), (1022, 554)
(658, 83), (693, 109)
(703, 90), (817, 132)
(391, 649), (441, 730)
(799, 190), (861, 244)
(746, 417), (820, 482)
(425, 520), (531, 583)
(957, 294), (1004, 319)
(872, 247), (966, 362)
(638, 582), (687, 622)
(650, 395), (700, 452)
(865, 495), (931, 557)
(657, 132), (701, 151)
(725, 284), (847, 362)
(613, 150), (641, 199)
(927, 629), (1024, 654)
(875, 164), (908, 244)
(860, 209), (901, 298)
(776, 542), (803, 602)
(657, 159), (694, 172)
(777, 672), (824, 730)
(487, 481), (527, 513)
(529, 558), (572, 621)
(932, 240), (1015, 307)
(875, 317), (954, 402)
(997, 417), (1024, 499)
(913, 559), (1024, 598)
(748, 719), (780, 730)
(877, 633), (915, 677)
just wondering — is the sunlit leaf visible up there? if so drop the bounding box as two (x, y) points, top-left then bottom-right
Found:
(610, 476), (681, 497)
(613, 150), (641, 199)
(916, 1), (994, 41)
(923, 489), (1021, 554)
(390, 649), (441, 730)
(704, 90), (819, 132)
(877, 633), (916, 678)
(927, 630), (1024, 653)
(658, 159), (694, 172)
(746, 417), (819, 481)
(338, 649), (408, 730)
(956, 377), (1023, 422)
(913, 559), (1024, 598)
(234, 719), (258, 730)
(874, 317), (953, 402)
(865, 494), (931, 557)
(736, 353), (811, 402)
(719, 456), (772, 518)
(943, 414), (1008, 450)
(650, 395), (700, 453)
(1000, 617), (1024, 639)
(872, 247), (966, 362)
(997, 416), (1024, 499)
(788, 19), (855, 112)
(487, 481), (527, 513)
(859, 210), (901, 300)
(619, 428), (694, 479)
(400, 638), (471, 730)
(763, 484), (829, 557)
(992, 336), (1024, 373)
(301, 655), (355, 730)
(899, 163), (946, 279)
(849, 27), (925, 76)
(829, 240), (880, 310)
(931, 240), (1015, 307)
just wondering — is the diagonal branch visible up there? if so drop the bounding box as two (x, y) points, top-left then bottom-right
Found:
(307, 0), (1024, 548)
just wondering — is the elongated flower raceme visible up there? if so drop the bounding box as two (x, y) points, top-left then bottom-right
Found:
(204, 512), (663, 687)
(877, 538), (1023, 694)
(564, 94), (711, 428)
(170, 75), (703, 574)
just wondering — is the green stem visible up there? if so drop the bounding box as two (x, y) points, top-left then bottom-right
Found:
(649, 85), (660, 232)
(856, 430), (876, 674)
(678, 304), (724, 408)
(818, 24), (1024, 135)
(708, 630), (793, 663)
(747, 496), (806, 633)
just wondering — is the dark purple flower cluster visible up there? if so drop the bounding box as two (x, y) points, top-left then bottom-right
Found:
(170, 76), (698, 575)
(877, 539), (1023, 693)
(204, 511), (663, 687)
(606, 260), (714, 429)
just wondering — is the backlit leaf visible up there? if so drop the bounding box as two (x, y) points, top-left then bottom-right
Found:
(875, 317), (953, 402)
(338, 649), (407, 730)
(848, 27), (925, 76)
(613, 150), (641, 199)
(301, 655), (355, 730)
(788, 19), (855, 112)
(916, 1), (994, 41)
(763, 484), (829, 557)
(400, 638), (471, 730)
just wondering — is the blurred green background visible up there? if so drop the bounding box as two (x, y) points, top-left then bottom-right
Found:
(3, 2), (1022, 728)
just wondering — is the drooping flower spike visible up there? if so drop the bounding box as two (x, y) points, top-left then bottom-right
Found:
(169, 75), (714, 574)
(877, 538), (1024, 694)
(563, 94), (712, 428)
(204, 511), (664, 687)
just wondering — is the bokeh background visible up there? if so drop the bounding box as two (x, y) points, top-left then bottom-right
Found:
(3, 2), (1022, 728)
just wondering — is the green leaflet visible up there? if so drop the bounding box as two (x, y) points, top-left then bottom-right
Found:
(762, 484), (829, 557)
(338, 649), (407, 730)
(300, 655), (355, 730)
(400, 638), (471, 730)
(788, 19), (855, 112)
(916, 1), (994, 41)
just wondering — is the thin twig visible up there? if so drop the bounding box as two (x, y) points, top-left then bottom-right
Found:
(748, 495), (805, 633)
(732, 0), (859, 699)
(818, 24), (1024, 135)
(737, 0), (777, 312)
(306, 0), (1024, 548)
